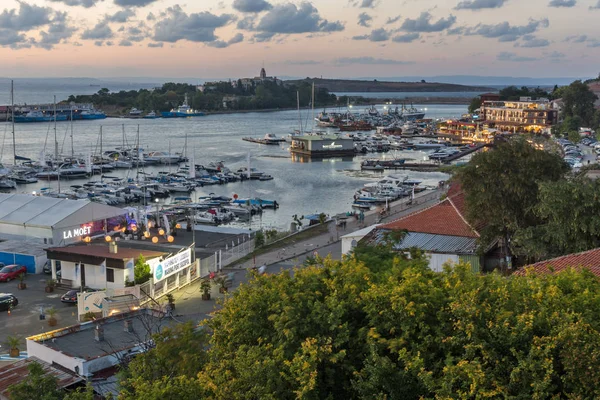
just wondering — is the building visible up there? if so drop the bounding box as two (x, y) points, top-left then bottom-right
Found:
(480, 98), (559, 134)
(516, 247), (600, 277)
(0, 357), (83, 399)
(26, 309), (172, 377)
(366, 185), (503, 272)
(0, 194), (126, 246)
(290, 135), (355, 158)
(341, 225), (380, 255)
(479, 92), (501, 102)
(45, 242), (166, 289)
(0, 194), (126, 273)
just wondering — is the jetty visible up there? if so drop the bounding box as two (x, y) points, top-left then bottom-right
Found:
(242, 134), (286, 145)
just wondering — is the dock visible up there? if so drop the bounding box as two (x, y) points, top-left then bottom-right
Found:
(242, 137), (283, 145)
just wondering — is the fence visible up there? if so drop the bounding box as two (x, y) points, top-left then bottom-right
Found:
(139, 238), (255, 305)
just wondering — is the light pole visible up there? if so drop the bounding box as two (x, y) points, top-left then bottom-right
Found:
(155, 198), (160, 228)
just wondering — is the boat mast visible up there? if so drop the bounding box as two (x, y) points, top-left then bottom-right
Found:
(100, 125), (103, 182)
(297, 91), (302, 133)
(136, 125), (140, 182)
(11, 80), (16, 166)
(311, 82), (315, 133)
(70, 108), (74, 158)
(54, 95), (58, 163)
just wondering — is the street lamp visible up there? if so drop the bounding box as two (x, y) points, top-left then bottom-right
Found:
(155, 198), (160, 229)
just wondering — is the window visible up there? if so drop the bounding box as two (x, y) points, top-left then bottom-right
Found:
(106, 268), (114, 283)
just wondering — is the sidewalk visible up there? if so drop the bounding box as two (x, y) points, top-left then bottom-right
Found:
(234, 188), (444, 269)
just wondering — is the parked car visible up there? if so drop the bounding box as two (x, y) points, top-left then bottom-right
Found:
(0, 265), (27, 282)
(60, 288), (97, 304)
(0, 293), (18, 311)
(43, 260), (61, 278)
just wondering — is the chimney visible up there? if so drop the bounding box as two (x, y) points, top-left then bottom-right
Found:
(94, 324), (104, 342)
(124, 319), (133, 333)
(109, 241), (118, 254)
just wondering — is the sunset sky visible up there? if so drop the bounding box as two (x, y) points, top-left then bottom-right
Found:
(1, 0), (599, 79)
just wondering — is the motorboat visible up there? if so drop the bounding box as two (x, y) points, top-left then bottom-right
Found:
(145, 151), (181, 164)
(0, 178), (17, 189)
(129, 108), (142, 116)
(144, 111), (159, 119)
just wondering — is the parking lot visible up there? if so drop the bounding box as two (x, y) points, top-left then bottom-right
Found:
(0, 273), (82, 341)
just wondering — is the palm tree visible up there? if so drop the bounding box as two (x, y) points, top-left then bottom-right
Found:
(5, 335), (21, 357)
(47, 307), (58, 327)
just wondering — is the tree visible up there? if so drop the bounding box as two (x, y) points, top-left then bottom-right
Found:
(560, 80), (598, 127)
(468, 97), (482, 114)
(254, 230), (265, 247)
(119, 322), (208, 399)
(8, 361), (63, 400)
(63, 384), (95, 400)
(134, 254), (151, 284)
(515, 177), (600, 259)
(455, 138), (569, 261)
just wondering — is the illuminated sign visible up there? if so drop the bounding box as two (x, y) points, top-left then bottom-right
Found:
(322, 141), (343, 149)
(63, 226), (91, 240)
(151, 249), (192, 283)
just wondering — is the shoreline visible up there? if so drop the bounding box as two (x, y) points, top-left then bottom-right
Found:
(104, 97), (471, 119)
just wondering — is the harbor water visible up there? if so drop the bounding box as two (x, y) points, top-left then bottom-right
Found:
(0, 104), (465, 230)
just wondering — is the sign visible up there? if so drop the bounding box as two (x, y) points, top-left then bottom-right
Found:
(63, 225), (91, 240)
(322, 141), (343, 150)
(77, 291), (107, 319)
(152, 249), (192, 283)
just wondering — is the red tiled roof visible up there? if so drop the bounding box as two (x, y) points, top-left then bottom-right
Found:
(516, 248), (600, 277)
(381, 185), (479, 238)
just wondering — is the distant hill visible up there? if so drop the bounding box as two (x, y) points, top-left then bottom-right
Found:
(284, 78), (495, 93)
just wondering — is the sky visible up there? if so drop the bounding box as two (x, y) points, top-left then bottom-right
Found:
(0, 0), (599, 79)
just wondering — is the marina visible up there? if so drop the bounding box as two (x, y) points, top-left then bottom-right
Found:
(0, 103), (465, 229)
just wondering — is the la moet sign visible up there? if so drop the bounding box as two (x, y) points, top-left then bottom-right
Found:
(63, 226), (91, 240)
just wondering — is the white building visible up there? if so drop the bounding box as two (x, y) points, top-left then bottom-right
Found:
(46, 242), (165, 289)
(0, 194), (126, 246)
(341, 225), (380, 255)
(0, 194), (126, 273)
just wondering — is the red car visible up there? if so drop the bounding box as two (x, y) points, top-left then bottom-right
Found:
(0, 265), (27, 282)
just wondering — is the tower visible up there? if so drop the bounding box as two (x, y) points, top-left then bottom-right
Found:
(260, 67), (266, 79)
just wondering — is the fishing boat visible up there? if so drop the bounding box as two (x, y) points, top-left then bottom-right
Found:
(144, 111), (159, 119)
(14, 110), (67, 123)
(232, 198), (279, 209)
(129, 108), (142, 116)
(161, 94), (204, 118)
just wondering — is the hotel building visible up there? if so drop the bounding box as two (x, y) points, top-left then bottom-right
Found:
(480, 97), (559, 134)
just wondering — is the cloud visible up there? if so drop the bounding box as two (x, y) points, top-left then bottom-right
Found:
(37, 12), (77, 49)
(237, 17), (255, 29)
(400, 12), (456, 32)
(386, 15), (401, 24)
(207, 32), (244, 47)
(335, 56), (413, 65)
(106, 9), (136, 23)
(114, 0), (158, 7)
(119, 39), (133, 46)
(496, 51), (538, 62)
(455, 0), (508, 10)
(283, 59), (322, 65)
(152, 5), (234, 42)
(566, 34), (587, 42)
(516, 35), (549, 47)
(591, 1), (600, 9)
(392, 32), (420, 42)
(353, 27), (389, 41)
(0, 2), (54, 31)
(255, 2), (344, 34)
(232, 0), (272, 13)
(81, 21), (113, 39)
(252, 31), (276, 42)
(549, 0), (576, 6)
(357, 12), (372, 27)
(0, 29), (30, 48)
(47, 0), (102, 7)
(349, 0), (378, 8)
(147, 42), (163, 47)
(461, 18), (549, 42)
(545, 51), (565, 59)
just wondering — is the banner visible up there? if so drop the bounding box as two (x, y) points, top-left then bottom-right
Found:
(150, 248), (192, 283)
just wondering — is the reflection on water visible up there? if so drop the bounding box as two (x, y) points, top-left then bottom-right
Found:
(0, 105), (465, 229)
